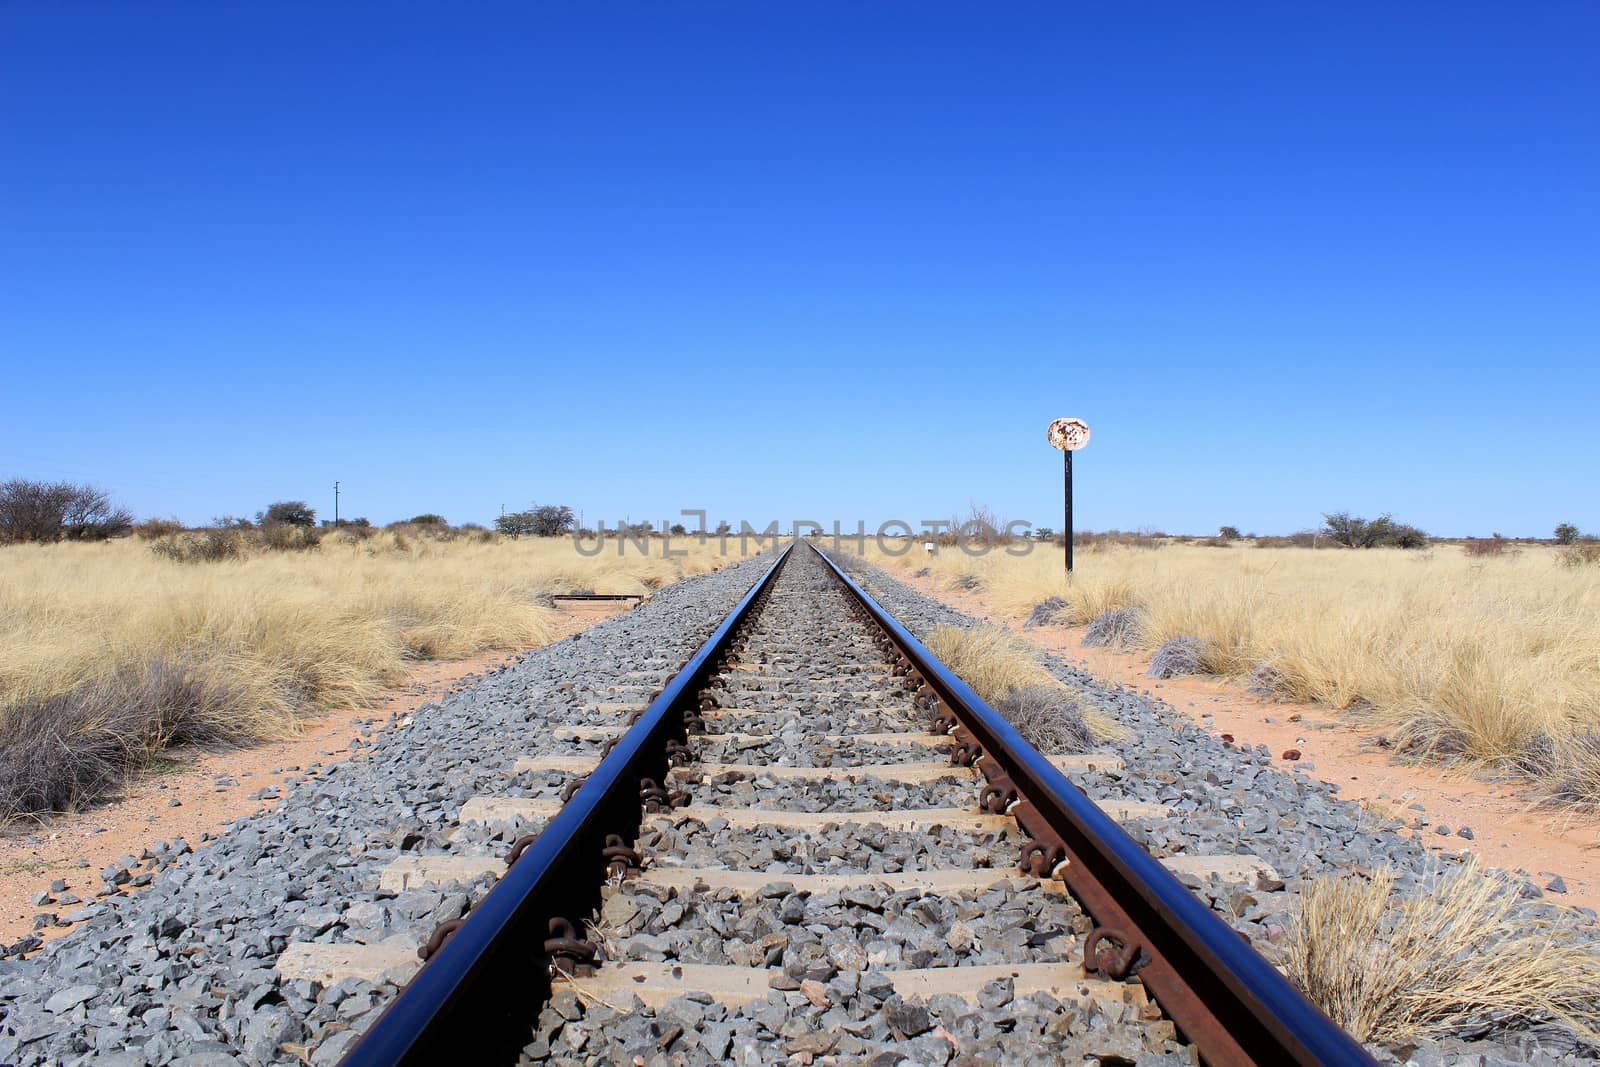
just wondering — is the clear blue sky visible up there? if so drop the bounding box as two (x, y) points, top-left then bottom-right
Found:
(3, 4), (1596, 537)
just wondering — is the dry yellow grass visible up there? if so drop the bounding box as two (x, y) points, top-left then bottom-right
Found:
(0, 532), (753, 816)
(1281, 860), (1600, 1044)
(852, 540), (1600, 794)
(925, 623), (1123, 745)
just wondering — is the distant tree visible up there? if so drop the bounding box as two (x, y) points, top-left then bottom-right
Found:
(257, 501), (316, 527)
(1322, 511), (1428, 550)
(714, 520), (732, 535)
(496, 511), (536, 538)
(0, 479), (132, 543)
(213, 515), (255, 530)
(1555, 523), (1582, 545)
(669, 523), (688, 536)
(529, 504), (575, 537)
(1034, 527), (1055, 540)
(408, 513), (447, 526)
(1322, 511), (1364, 548)
(1218, 525), (1241, 541)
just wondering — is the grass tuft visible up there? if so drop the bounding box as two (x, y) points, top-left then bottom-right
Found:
(1281, 861), (1600, 1045)
(926, 624), (1122, 745)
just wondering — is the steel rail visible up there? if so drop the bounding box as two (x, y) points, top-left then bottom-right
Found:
(806, 540), (1376, 1067)
(338, 544), (796, 1066)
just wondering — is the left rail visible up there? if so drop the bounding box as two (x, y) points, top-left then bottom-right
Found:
(337, 544), (795, 1066)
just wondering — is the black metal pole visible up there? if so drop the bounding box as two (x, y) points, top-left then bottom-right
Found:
(1064, 450), (1073, 573)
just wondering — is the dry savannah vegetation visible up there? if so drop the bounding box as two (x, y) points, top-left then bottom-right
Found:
(0, 525), (749, 821)
(856, 529), (1600, 807)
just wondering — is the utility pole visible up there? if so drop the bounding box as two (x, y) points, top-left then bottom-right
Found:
(1046, 418), (1091, 574)
(334, 481), (340, 526)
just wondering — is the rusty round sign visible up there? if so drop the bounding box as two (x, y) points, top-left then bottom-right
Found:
(1047, 417), (1090, 451)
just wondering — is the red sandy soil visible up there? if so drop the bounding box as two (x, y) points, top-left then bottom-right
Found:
(897, 570), (1600, 914)
(0, 602), (631, 948)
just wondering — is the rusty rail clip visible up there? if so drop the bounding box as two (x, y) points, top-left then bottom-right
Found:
(544, 917), (597, 977)
(950, 739), (983, 767)
(504, 834), (539, 866)
(601, 833), (642, 879)
(639, 777), (672, 812)
(981, 780), (1019, 814)
(1084, 925), (1142, 980)
(1019, 837), (1067, 879)
(418, 916), (467, 961)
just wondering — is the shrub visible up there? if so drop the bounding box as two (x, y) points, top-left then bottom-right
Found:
(150, 527), (247, 563)
(1218, 525), (1241, 540)
(669, 523), (688, 536)
(1558, 540), (1600, 568)
(1463, 535), (1509, 558)
(1082, 608), (1142, 649)
(134, 517), (186, 540)
(0, 479), (133, 543)
(0, 657), (252, 818)
(257, 501), (316, 527)
(1323, 512), (1429, 550)
(261, 523), (322, 552)
(1148, 635), (1206, 678)
(1555, 523), (1581, 545)
(408, 514), (447, 526)
(1023, 596), (1068, 628)
(927, 623), (1122, 742)
(992, 685), (1095, 754)
(1534, 730), (1600, 811)
(1248, 662), (1287, 697)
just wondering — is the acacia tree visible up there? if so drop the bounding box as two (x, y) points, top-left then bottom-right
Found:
(1555, 523), (1581, 545)
(495, 504), (574, 538)
(1322, 511), (1428, 549)
(257, 501), (316, 527)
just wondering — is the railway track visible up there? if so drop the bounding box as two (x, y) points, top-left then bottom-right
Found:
(319, 541), (1373, 1065)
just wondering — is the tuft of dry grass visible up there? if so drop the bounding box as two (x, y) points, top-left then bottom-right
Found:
(926, 624), (1122, 746)
(1281, 861), (1600, 1045)
(849, 540), (1600, 800)
(0, 533), (752, 818)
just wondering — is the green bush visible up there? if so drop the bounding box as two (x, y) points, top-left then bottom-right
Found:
(1322, 512), (1429, 550)
(257, 501), (316, 527)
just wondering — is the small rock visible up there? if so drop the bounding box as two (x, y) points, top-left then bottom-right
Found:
(44, 984), (99, 1013)
(1545, 875), (1568, 894)
(1281, 749), (1301, 761)
(1456, 826), (1474, 840)
(883, 997), (932, 1039)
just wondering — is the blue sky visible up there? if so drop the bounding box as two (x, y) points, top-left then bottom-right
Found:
(3, 4), (1595, 536)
